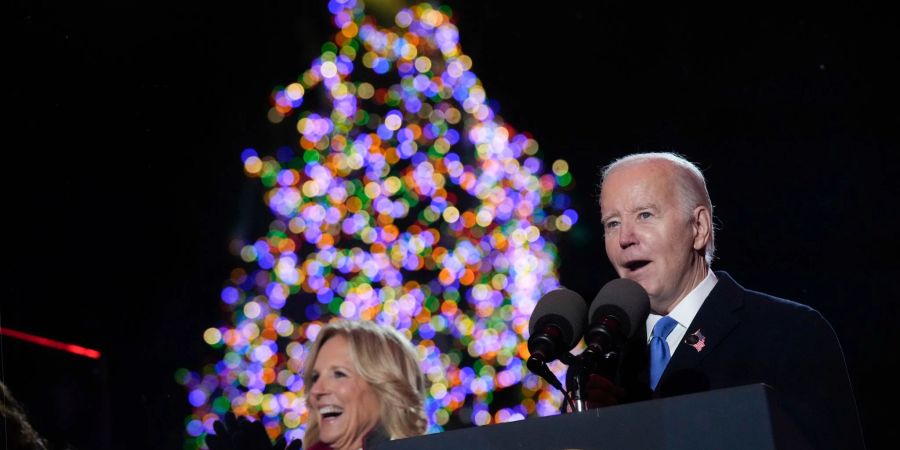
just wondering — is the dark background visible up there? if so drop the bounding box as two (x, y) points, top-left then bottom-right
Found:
(5, 1), (899, 449)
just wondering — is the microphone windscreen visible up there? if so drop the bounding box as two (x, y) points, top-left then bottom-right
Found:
(589, 278), (650, 339)
(528, 288), (587, 351)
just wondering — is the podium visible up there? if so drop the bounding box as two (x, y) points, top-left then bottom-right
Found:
(382, 384), (810, 450)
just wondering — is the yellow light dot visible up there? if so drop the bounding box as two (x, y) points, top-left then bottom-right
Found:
(240, 245), (257, 262)
(283, 411), (302, 428)
(296, 117), (309, 134)
(435, 409), (450, 425)
(357, 82), (375, 99)
(340, 45), (357, 60)
(275, 320), (294, 337)
(510, 229), (527, 245)
(244, 156), (263, 175)
(285, 83), (305, 101)
(447, 60), (464, 78)
(301, 70), (318, 86)
(356, 283), (374, 299)
(383, 176), (402, 195)
(362, 52), (377, 69)
(361, 227), (377, 244)
(330, 83), (349, 97)
(444, 107), (461, 124)
(302, 180), (320, 197)
(347, 153), (364, 170)
(320, 61), (338, 78)
(469, 86), (486, 103)
(203, 328), (222, 345)
(442, 206), (460, 223)
(267, 108), (284, 124)
(247, 390), (264, 406)
(491, 273), (508, 290)
(414, 56), (432, 73)
(384, 113), (402, 131)
(401, 43), (417, 60)
(555, 215), (573, 232)
(429, 382), (448, 399)
(244, 302), (262, 319)
(524, 139), (539, 155)
(364, 181), (382, 198)
(458, 55), (473, 70)
(526, 225), (540, 242)
(476, 210), (493, 227)
(422, 9), (443, 27)
(552, 159), (569, 176)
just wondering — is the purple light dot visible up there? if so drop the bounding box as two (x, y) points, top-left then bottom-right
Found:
(241, 148), (259, 162)
(444, 129), (460, 145)
(305, 304), (322, 320)
(188, 389), (208, 407)
(221, 287), (240, 305)
(405, 97), (422, 113)
(316, 289), (334, 304)
(523, 157), (542, 173)
(419, 323), (436, 339)
(377, 124), (393, 140)
(186, 419), (205, 437)
(258, 254), (275, 270)
(373, 58), (390, 74)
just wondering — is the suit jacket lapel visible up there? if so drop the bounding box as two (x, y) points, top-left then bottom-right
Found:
(661, 271), (744, 381)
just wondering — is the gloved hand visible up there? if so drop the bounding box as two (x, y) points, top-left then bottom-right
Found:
(205, 412), (301, 450)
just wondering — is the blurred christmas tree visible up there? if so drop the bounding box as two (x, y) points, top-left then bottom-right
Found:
(176, 1), (579, 447)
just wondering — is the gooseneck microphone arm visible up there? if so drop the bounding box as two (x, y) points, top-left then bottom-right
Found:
(526, 288), (588, 412)
(527, 323), (577, 411)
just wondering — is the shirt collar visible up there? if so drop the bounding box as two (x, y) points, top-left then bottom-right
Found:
(646, 269), (718, 342)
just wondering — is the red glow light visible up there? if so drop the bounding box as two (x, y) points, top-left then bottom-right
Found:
(0, 327), (101, 359)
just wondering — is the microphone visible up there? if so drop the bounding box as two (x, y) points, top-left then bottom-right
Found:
(527, 288), (587, 392)
(585, 278), (650, 357)
(564, 278), (649, 412)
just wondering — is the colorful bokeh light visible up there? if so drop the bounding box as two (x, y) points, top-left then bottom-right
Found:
(178, 1), (578, 448)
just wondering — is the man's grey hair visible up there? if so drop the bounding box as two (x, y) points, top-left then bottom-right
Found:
(601, 152), (716, 265)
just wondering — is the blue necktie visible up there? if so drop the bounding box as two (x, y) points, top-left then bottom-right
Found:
(649, 316), (678, 390)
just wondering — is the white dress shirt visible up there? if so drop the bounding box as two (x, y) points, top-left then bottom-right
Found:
(645, 270), (718, 356)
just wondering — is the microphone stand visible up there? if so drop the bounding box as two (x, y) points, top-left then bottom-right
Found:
(561, 347), (620, 413)
(562, 353), (589, 412)
(527, 355), (578, 412)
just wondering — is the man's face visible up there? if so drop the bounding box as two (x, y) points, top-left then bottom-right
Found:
(600, 161), (707, 313)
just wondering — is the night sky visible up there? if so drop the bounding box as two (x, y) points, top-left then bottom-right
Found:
(6, 1), (899, 449)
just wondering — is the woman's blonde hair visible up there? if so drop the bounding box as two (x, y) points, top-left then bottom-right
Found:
(302, 320), (427, 448)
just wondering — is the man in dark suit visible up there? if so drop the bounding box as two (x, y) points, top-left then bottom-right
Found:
(593, 152), (865, 449)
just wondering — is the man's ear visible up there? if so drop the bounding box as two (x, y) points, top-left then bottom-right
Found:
(692, 205), (712, 251)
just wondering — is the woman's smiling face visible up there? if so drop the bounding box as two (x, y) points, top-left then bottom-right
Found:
(308, 335), (381, 450)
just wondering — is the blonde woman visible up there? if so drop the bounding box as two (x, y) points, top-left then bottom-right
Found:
(303, 320), (427, 450)
(207, 320), (426, 450)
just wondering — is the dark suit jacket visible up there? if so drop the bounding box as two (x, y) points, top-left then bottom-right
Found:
(616, 271), (865, 450)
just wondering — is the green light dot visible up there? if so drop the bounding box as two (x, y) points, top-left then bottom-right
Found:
(321, 41), (338, 54)
(303, 150), (320, 164)
(328, 297), (343, 315)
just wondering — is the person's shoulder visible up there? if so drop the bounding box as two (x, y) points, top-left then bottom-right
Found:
(715, 271), (823, 321)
